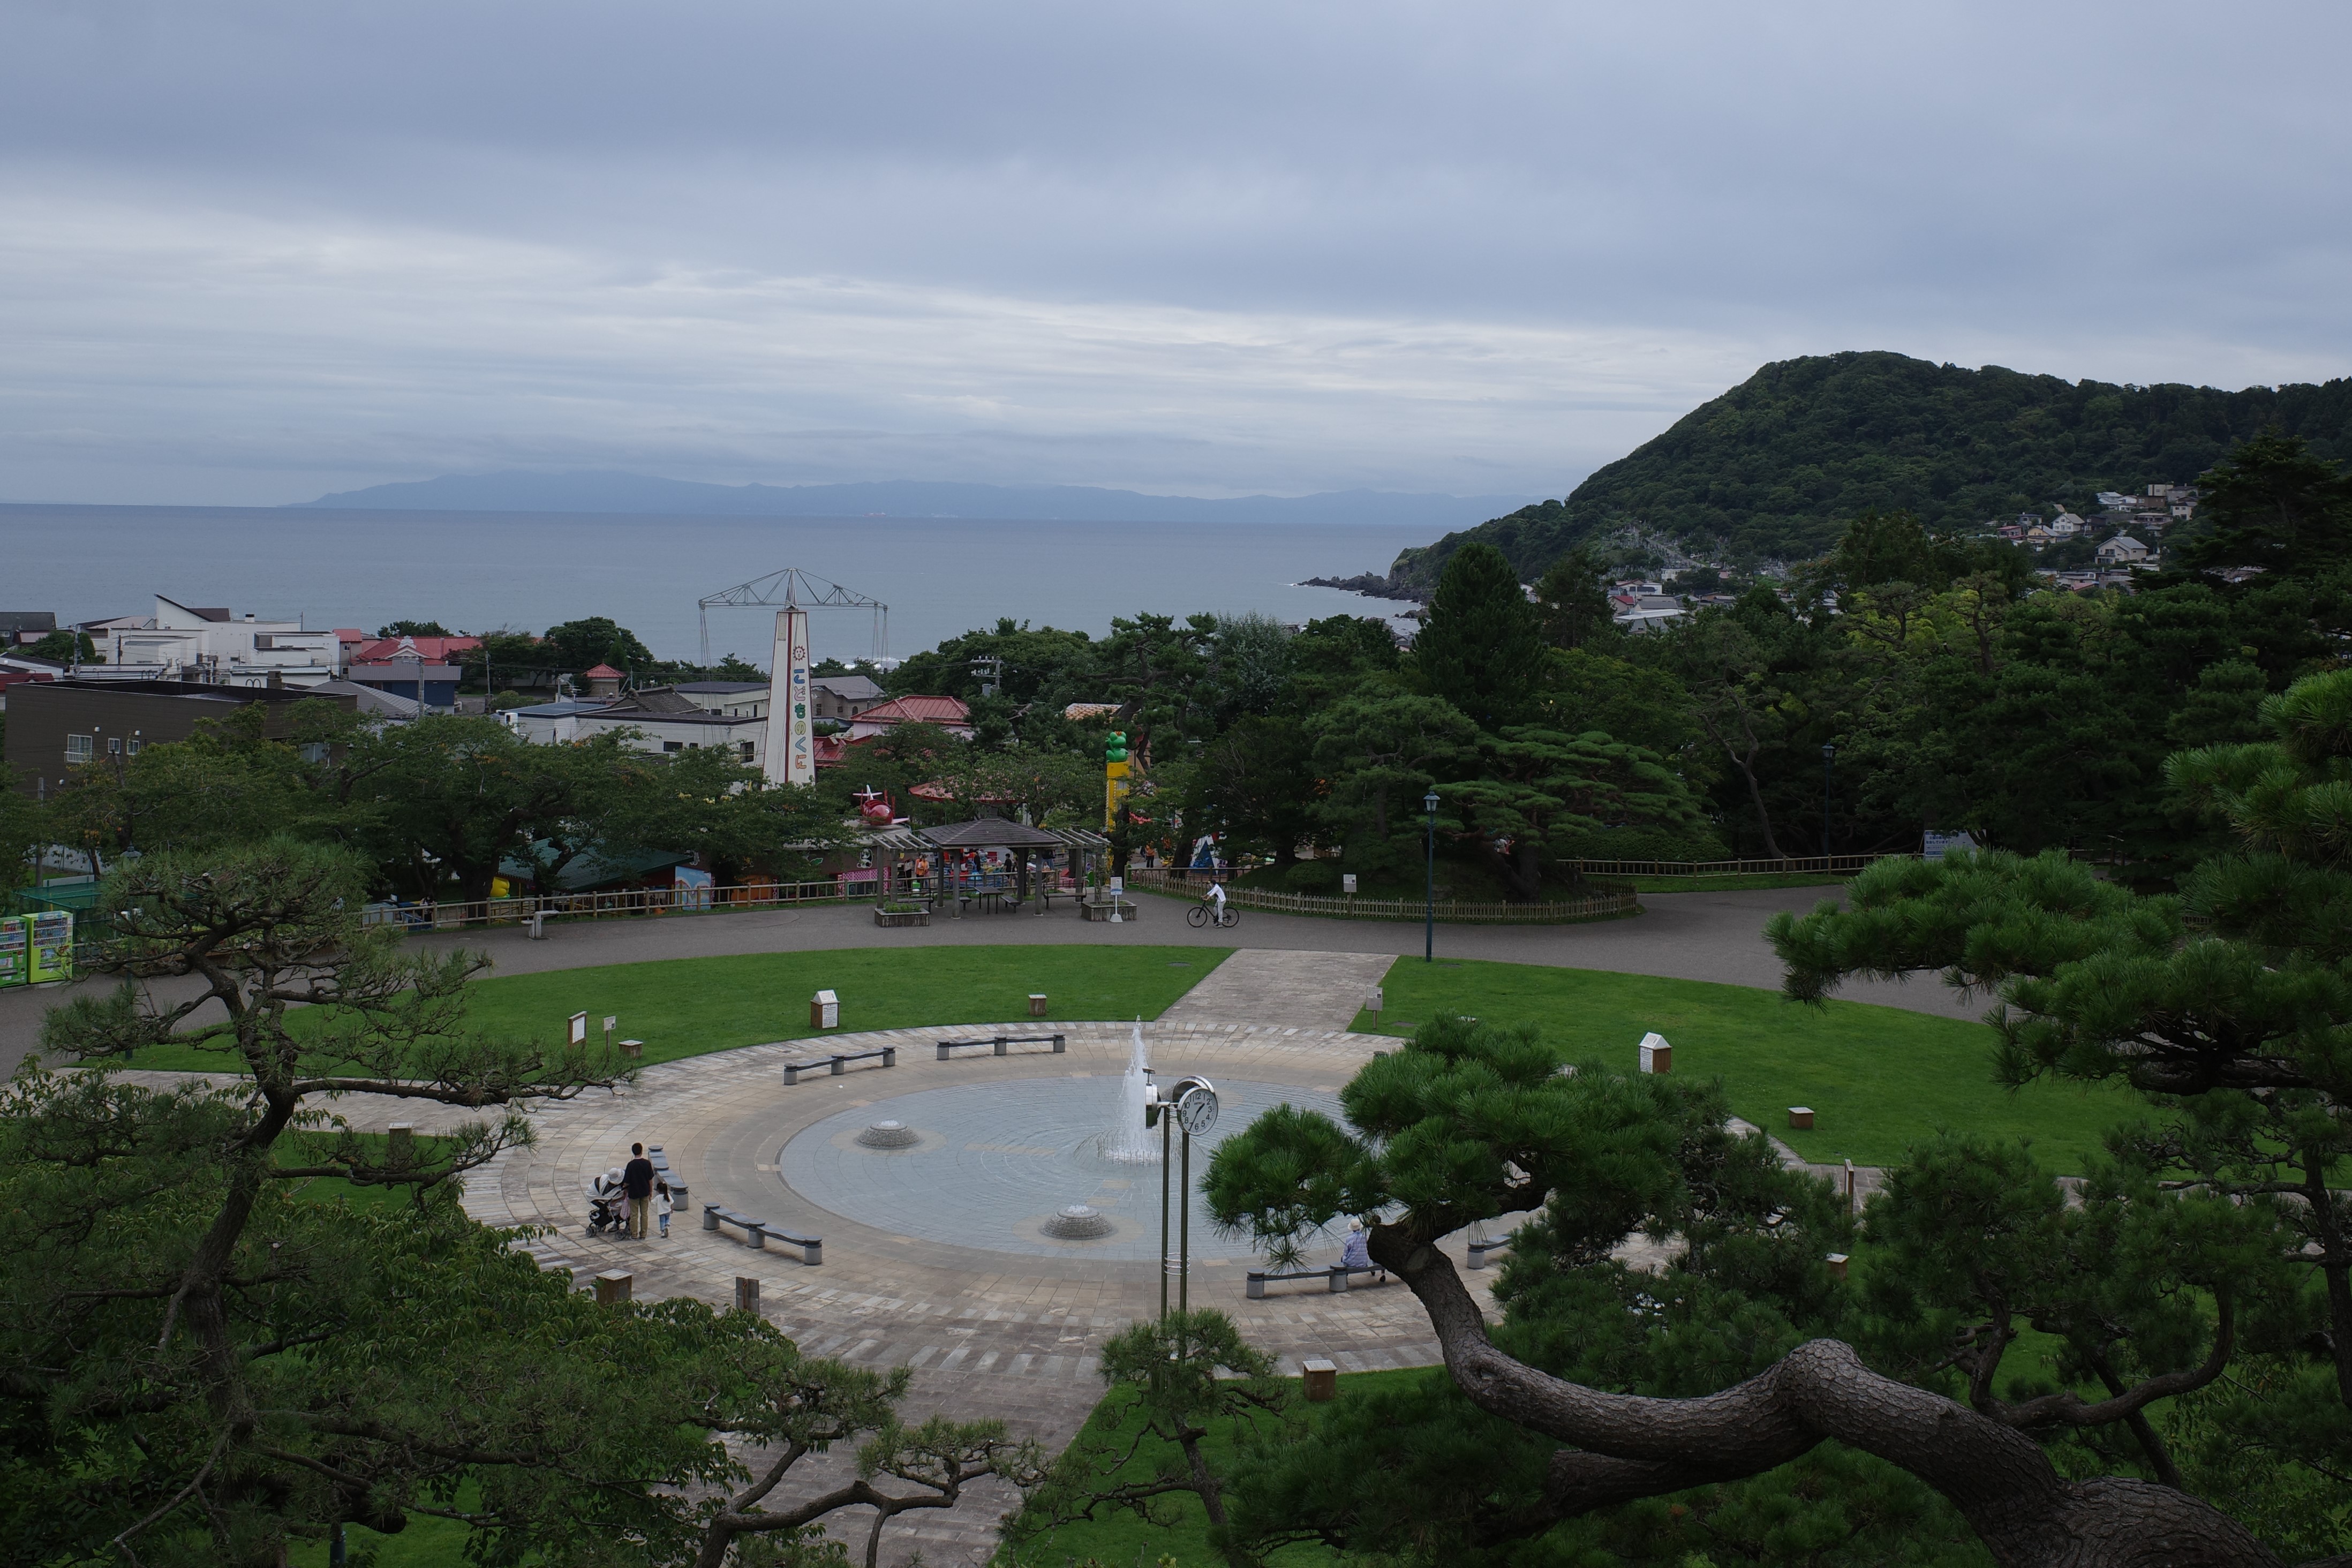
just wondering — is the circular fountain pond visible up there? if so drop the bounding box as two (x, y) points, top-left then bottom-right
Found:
(776, 1076), (1346, 1259)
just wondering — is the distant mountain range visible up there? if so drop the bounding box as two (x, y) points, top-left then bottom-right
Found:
(289, 471), (1537, 529)
(1384, 351), (2352, 592)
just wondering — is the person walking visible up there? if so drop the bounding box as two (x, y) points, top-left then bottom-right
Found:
(622, 1143), (657, 1239)
(655, 1178), (673, 1238)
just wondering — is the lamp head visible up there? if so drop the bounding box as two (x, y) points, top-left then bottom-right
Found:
(1822, 743), (1836, 761)
(1423, 790), (1441, 812)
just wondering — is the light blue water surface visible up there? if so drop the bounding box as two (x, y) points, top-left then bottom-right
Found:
(0, 505), (1424, 663)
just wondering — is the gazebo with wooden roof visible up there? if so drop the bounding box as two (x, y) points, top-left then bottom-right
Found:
(863, 818), (1112, 913)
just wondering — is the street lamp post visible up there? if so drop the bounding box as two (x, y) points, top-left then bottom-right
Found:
(1821, 743), (1836, 862)
(1423, 789), (1440, 962)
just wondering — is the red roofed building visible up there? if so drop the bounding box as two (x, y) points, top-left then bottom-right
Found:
(347, 634), (483, 666)
(581, 663), (626, 698)
(845, 695), (974, 741)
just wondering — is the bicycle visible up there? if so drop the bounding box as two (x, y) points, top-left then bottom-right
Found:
(1186, 901), (1240, 929)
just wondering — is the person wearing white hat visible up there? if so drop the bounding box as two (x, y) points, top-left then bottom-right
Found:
(1341, 1217), (1383, 1283)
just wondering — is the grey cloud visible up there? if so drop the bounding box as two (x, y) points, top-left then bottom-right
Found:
(0, 0), (2347, 503)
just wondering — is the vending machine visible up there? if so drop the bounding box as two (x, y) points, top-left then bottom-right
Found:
(26, 910), (72, 984)
(0, 915), (26, 987)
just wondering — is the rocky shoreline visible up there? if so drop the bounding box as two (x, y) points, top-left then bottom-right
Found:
(1301, 571), (1425, 603)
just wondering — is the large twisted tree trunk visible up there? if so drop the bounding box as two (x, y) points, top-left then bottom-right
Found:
(1369, 1228), (2291, 1568)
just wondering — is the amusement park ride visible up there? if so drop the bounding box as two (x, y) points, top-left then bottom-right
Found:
(695, 569), (888, 791)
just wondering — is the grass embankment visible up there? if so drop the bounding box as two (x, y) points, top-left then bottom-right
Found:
(126, 946), (1230, 1073)
(1353, 958), (2128, 1174)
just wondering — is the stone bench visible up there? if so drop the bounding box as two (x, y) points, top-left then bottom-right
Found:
(1080, 898), (1140, 922)
(646, 1145), (687, 1211)
(782, 1045), (896, 1084)
(935, 1034), (1066, 1061)
(702, 1203), (821, 1264)
(1246, 1263), (1385, 1298)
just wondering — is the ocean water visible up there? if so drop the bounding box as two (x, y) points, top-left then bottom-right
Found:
(0, 504), (1424, 664)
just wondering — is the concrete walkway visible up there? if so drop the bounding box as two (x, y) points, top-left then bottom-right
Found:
(0, 885), (1979, 1080)
(1158, 949), (1394, 1031)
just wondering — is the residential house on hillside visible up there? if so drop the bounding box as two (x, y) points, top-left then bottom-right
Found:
(0, 612), (56, 646)
(2097, 535), (2151, 566)
(574, 685), (765, 764)
(674, 680), (771, 718)
(846, 695), (975, 741)
(809, 674), (886, 721)
(2048, 513), (2084, 539)
(1610, 593), (1687, 631)
(342, 634), (466, 708)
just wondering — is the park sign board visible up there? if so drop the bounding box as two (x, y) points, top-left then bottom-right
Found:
(761, 606), (815, 788)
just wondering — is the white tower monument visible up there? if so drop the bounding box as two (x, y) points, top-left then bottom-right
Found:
(761, 606), (813, 786)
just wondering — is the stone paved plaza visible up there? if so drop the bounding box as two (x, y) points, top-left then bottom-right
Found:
(462, 1014), (1496, 1564)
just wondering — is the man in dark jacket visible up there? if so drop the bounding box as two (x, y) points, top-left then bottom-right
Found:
(622, 1143), (657, 1239)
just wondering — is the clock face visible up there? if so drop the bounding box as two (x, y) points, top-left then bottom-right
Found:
(1175, 1084), (1219, 1136)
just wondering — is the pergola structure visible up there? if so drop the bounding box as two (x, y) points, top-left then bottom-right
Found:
(863, 819), (1113, 911)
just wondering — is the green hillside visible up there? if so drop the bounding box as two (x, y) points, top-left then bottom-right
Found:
(1389, 350), (2352, 589)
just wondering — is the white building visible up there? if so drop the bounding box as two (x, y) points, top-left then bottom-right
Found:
(2096, 535), (2151, 566)
(2047, 513), (2085, 539)
(86, 595), (343, 688)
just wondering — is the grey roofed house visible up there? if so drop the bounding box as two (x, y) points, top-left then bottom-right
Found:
(0, 612), (56, 643)
(674, 681), (769, 695)
(597, 686), (704, 715)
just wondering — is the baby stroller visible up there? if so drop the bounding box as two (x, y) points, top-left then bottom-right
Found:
(584, 1166), (628, 1237)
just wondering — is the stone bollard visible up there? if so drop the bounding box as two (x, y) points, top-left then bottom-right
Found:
(1788, 1106), (1814, 1130)
(594, 1269), (632, 1306)
(734, 1277), (760, 1313)
(1029, 993), (1049, 1017)
(1826, 1253), (1850, 1281)
(386, 1124), (414, 1167)
(620, 1038), (644, 1060)
(1301, 1358), (1338, 1403)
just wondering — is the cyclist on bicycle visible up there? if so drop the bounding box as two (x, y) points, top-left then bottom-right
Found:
(1206, 879), (1227, 919)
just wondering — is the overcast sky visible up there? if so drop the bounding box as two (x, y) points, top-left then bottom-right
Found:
(3, 0), (2347, 507)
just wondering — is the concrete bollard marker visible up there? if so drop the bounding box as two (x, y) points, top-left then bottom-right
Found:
(594, 1270), (633, 1306)
(1638, 1032), (1671, 1074)
(1788, 1106), (1814, 1130)
(1029, 993), (1049, 1017)
(734, 1277), (760, 1313)
(1301, 1358), (1338, 1403)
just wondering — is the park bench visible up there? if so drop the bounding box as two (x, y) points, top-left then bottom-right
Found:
(645, 1145), (688, 1210)
(1246, 1263), (1386, 1299)
(935, 1033), (1066, 1060)
(1080, 895), (1140, 922)
(702, 1203), (822, 1264)
(782, 1045), (897, 1084)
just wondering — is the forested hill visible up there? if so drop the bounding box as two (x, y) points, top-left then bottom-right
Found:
(1389, 350), (2352, 590)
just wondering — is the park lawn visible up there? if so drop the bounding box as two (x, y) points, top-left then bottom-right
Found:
(126, 946), (1231, 1072)
(1353, 959), (2130, 1174)
(1002, 1365), (1429, 1568)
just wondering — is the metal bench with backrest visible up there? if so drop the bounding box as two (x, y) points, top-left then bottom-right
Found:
(702, 1203), (822, 1264)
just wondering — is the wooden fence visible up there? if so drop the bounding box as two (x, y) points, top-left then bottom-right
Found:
(1561, 854), (1896, 878)
(1119, 866), (1638, 925)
